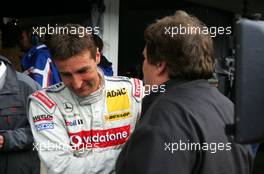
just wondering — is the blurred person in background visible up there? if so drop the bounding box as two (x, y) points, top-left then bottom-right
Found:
(19, 26), (61, 88)
(0, 55), (40, 174)
(0, 18), (22, 72)
(92, 33), (113, 76)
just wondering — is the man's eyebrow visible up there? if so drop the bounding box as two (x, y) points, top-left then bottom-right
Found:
(75, 66), (90, 73)
(60, 71), (72, 76)
(59, 66), (91, 75)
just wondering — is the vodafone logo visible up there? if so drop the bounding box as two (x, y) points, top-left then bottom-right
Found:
(69, 125), (130, 149)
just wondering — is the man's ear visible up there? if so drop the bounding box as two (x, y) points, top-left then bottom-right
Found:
(95, 48), (101, 64)
(156, 62), (167, 75)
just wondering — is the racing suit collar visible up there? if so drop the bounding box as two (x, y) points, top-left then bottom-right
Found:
(75, 70), (105, 106)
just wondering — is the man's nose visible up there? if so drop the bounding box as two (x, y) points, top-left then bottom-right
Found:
(71, 75), (82, 89)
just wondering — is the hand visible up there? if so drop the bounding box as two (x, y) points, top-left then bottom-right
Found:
(0, 135), (4, 149)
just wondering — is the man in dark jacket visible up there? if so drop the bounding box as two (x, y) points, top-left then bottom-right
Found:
(116, 10), (253, 174)
(0, 55), (40, 174)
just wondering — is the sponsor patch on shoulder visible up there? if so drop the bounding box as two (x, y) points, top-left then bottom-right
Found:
(32, 91), (55, 109)
(35, 123), (54, 131)
(115, 76), (130, 81)
(46, 83), (65, 93)
(105, 76), (130, 81)
(132, 78), (141, 98)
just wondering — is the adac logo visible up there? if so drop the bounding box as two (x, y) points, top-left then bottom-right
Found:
(63, 102), (73, 113)
(107, 88), (127, 98)
(106, 88), (130, 113)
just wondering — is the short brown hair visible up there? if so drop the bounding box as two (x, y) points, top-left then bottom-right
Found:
(144, 10), (214, 80)
(48, 24), (97, 60)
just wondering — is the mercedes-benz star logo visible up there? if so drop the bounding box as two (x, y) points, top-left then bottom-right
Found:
(63, 102), (73, 113)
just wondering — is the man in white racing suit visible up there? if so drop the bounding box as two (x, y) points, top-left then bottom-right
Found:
(27, 24), (144, 174)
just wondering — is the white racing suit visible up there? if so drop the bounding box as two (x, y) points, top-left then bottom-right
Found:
(28, 74), (144, 174)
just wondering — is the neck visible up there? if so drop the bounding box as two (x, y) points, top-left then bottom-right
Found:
(152, 74), (170, 87)
(93, 72), (102, 92)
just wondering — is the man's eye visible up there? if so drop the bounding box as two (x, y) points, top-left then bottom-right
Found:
(78, 69), (88, 74)
(61, 73), (71, 77)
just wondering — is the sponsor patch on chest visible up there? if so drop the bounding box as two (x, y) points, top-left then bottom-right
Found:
(33, 115), (53, 122)
(104, 111), (131, 121)
(35, 122), (54, 131)
(106, 88), (130, 113)
(68, 125), (130, 149)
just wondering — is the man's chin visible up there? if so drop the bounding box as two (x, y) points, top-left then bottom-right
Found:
(73, 89), (94, 97)
(74, 92), (89, 97)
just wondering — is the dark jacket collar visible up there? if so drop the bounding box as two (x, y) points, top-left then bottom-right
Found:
(141, 79), (209, 117)
(141, 79), (188, 116)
